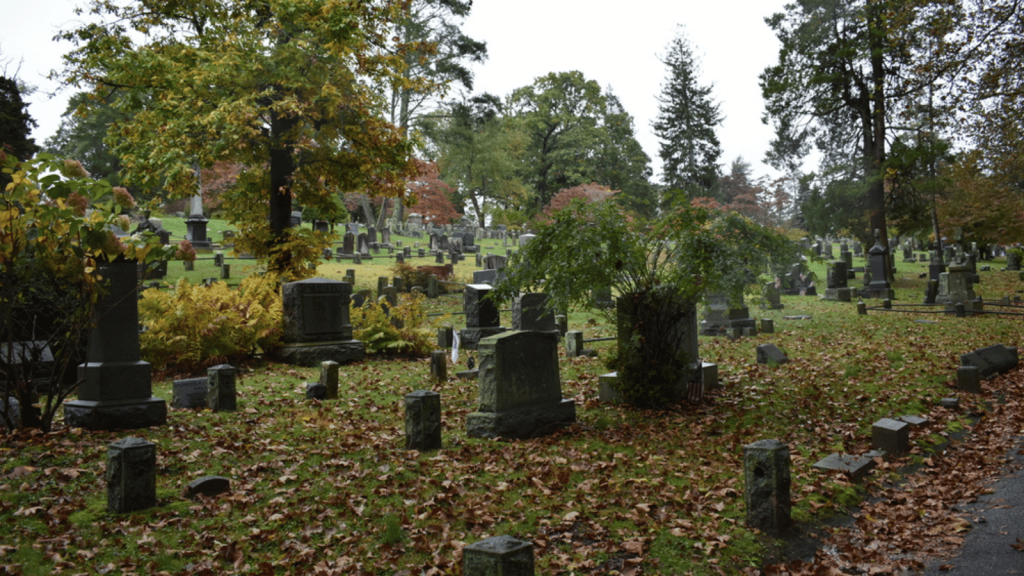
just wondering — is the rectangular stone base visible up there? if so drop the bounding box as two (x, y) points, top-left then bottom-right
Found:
(466, 399), (575, 439)
(823, 287), (851, 302)
(861, 287), (895, 300)
(812, 453), (876, 481)
(64, 397), (167, 430)
(271, 340), (365, 367)
(458, 327), (507, 350)
(598, 372), (620, 402)
(699, 317), (757, 336)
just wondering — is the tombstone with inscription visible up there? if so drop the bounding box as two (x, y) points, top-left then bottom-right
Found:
(64, 259), (167, 430)
(466, 331), (575, 439)
(512, 293), (557, 332)
(700, 294), (756, 335)
(459, 284), (506, 350)
(862, 229), (894, 299)
(184, 195), (211, 249)
(483, 254), (507, 270)
(171, 377), (208, 409)
(272, 278), (365, 366)
(823, 260), (851, 302)
(761, 280), (784, 310)
(357, 233), (371, 258)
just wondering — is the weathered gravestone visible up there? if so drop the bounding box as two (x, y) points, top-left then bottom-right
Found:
(466, 331), (575, 439)
(937, 260), (976, 307)
(342, 233), (355, 255)
(957, 365), (982, 393)
(405, 390), (442, 451)
(743, 439), (791, 536)
(616, 292), (702, 403)
(171, 378), (207, 409)
(321, 361), (339, 399)
(761, 281), (784, 310)
(473, 269), (498, 285)
(107, 436), (156, 513)
(430, 350), (447, 383)
(700, 294), (756, 336)
(459, 284), (506, 350)
(511, 293), (557, 332)
(862, 230), (895, 299)
(823, 260), (851, 302)
(64, 259), (167, 430)
(207, 364), (237, 411)
(756, 344), (789, 365)
(186, 475), (230, 498)
(273, 278), (365, 366)
(960, 344), (1019, 380)
(463, 535), (535, 576)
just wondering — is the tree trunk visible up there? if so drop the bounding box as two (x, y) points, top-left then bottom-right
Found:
(268, 105), (297, 272)
(867, 1), (891, 281)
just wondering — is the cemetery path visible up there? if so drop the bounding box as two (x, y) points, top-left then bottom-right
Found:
(920, 437), (1024, 575)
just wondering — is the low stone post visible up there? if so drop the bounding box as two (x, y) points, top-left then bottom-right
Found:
(213, 252), (223, 267)
(427, 274), (439, 298)
(107, 437), (157, 513)
(184, 260), (194, 271)
(404, 390), (442, 452)
(872, 418), (909, 456)
(463, 535), (535, 576)
(957, 365), (981, 393)
(430, 351), (447, 383)
(760, 318), (774, 334)
(857, 301), (867, 315)
(565, 330), (583, 358)
(220, 264), (230, 280)
(207, 364), (237, 412)
(437, 326), (453, 348)
(743, 439), (791, 536)
(554, 315), (567, 338)
(320, 361), (339, 399)
(435, 252), (445, 264)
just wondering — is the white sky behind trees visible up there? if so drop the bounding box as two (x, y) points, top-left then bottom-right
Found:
(4, 0), (792, 184)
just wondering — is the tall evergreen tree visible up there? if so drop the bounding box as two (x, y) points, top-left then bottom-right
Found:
(653, 30), (723, 207)
(0, 75), (38, 162)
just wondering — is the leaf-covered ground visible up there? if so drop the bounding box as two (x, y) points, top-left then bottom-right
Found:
(3, 253), (1024, 575)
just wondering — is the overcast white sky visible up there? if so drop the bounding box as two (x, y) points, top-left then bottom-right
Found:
(3, 0), (792, 182)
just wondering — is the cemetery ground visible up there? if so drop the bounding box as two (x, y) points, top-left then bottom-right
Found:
(3, 229), (1024, 575)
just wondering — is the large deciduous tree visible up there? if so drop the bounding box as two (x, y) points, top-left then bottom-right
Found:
(508, 71), (654, 216)
(760, 0), (963, 253)
(653, 29), (723, 207)
(386, 0), (487, 131)
(58, 0), (428, 277)
(420, 93), (530, 227)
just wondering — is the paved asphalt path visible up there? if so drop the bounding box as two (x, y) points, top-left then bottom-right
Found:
(922, 440), (1024, 575)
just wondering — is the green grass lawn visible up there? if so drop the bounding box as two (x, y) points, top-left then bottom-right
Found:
(2, 241), (1023, 574)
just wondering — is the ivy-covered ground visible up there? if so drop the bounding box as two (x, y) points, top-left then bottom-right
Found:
(3, 240), (1024, 575)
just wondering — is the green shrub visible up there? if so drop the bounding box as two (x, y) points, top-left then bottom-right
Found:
(351, 293), (434, 357)
(139, 274), (282, 371)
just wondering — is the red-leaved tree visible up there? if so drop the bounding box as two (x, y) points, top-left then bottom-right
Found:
(540, 183), (618, 223)
(406, 160), (461, 225)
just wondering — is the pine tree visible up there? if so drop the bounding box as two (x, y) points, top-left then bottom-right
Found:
(0, 76), (38, 162)
(653, 30), (722, 207)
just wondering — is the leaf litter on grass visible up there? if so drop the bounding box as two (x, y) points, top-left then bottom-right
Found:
(3, 257), (1024, 574)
